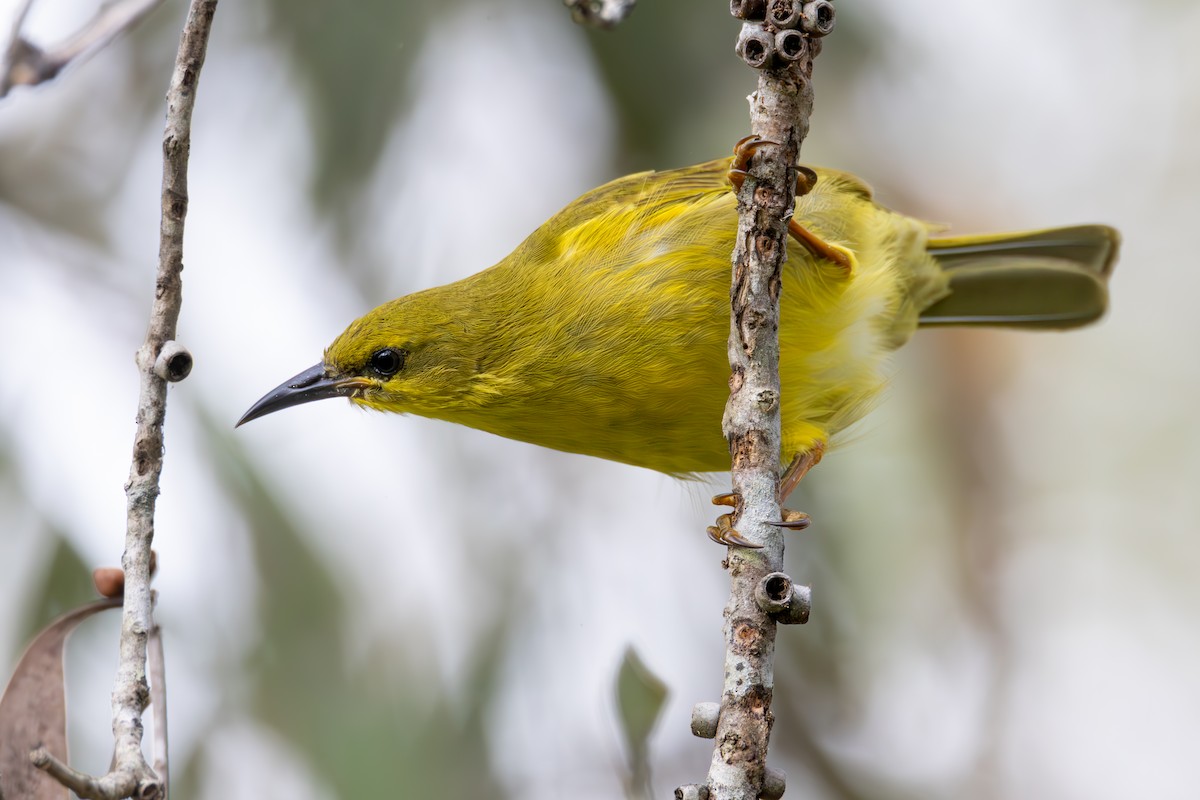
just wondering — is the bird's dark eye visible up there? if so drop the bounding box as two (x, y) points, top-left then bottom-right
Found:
(368, 348), (405, 377)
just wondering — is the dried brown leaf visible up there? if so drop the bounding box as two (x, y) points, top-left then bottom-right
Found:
(0, 598), (121, 800)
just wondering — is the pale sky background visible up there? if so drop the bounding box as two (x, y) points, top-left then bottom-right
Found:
(1, 1), (1198, 798)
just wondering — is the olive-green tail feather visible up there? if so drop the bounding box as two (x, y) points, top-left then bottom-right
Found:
(919, 224), (1119, 329)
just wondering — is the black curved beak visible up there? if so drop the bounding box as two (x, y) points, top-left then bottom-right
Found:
(236, 363), (364, 427)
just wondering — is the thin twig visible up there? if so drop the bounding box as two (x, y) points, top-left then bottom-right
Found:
(29, 748), (112, 797)
(148, 622), (170, 797)
(563, 0), (636, 29)
(30, 1), (218, 798)
(0, 0), (36, 96)
(0, 0), (166, 98)
(706, 8), (830, 800)
(113, 0), (215, 787)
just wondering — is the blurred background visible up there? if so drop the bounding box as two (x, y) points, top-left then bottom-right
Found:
(1, 0), (1197, 797)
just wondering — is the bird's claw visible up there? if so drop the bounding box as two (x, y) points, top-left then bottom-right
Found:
(779, 442), (827, 504)
(794, 165), (818, 197)
(788, 219), (855, 275)
(712, 491), (741, 509)
(709, 493), (756, 546)
(728, 136), (851, 275)
(710, 491), (760, 546)
(709, 492), (809, 546)
(766, 509), (812, 530)
(729, 136), (818, 197)
(707, 513), (763, 549)
(727, 135), (781, 193)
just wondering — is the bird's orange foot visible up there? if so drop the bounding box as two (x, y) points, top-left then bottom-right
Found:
(708, 492), (759, 548)
(788, 219), (855, 275)
(728, 135), (817, 197)
(727, 134), (779, 193)
(712, 491), (741, 510)
(767, 443), (828, 532)
(708, 492), (811, 545)
(727, 136), (854, 276)
(706, 512), (762, 549)
(779, 442), (826, 505)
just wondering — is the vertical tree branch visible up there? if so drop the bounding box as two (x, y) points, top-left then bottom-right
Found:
(705, 4), (830, 799)
(116, 0), (215, 788)
(31, 2), (217, 798)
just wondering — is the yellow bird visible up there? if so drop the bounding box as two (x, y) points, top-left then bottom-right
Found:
(239, 148), (1117, 512)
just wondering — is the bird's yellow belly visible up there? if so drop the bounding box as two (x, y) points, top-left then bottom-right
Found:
(456, 250), (896, 475)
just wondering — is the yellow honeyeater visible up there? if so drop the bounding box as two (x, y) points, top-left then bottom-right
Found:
(238, 154), (1117, 477)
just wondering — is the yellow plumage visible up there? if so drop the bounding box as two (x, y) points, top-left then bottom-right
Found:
(239, 157), (1118, 475)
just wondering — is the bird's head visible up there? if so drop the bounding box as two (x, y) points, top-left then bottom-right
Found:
(237, 293), (477, 427)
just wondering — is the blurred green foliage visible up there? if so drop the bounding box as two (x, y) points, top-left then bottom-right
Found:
(615, 646), (668, 798)
(262, 0), (435, 238)
(183, 411), (511, 798)
(18, 535), (95, 645)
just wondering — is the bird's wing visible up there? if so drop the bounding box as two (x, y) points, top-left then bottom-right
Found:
(518, 157), (879, 268)
(542, 154), (884, 236)
(550, 158), (735, 230)
(505, 159), (738, 267)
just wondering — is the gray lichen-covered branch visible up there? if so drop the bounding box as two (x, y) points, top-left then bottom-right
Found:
(30, 1), (217, 798)
(683, 2), (834, 799)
